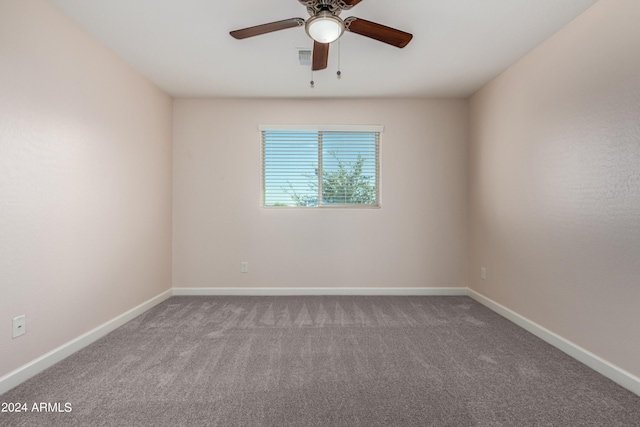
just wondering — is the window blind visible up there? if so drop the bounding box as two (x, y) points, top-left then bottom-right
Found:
(261, 127), (381, 208)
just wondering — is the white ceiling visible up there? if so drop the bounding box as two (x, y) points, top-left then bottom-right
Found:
(49, 0), (599, 98)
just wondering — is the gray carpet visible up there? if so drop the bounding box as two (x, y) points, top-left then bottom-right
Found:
(1, 296), (639, 426)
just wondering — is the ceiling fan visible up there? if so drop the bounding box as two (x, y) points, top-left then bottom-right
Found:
(230, 0), (413, 71)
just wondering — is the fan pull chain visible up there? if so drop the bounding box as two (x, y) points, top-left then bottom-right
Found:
(337, 39), (342, 79)
(310, 68), (315, 88)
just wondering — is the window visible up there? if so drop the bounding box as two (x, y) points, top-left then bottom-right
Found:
(260, 125), (382, 208)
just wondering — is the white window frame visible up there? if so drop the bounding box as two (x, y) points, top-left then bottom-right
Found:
(259, 125), (383, 209)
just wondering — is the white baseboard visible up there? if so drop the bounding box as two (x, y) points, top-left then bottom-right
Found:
(0, 289), (173, 395)
(172, 287), (468, 296)
(467, 288), (640, 397)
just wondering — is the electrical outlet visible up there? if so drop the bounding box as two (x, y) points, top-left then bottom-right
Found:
(481, 267), (486, 280)
(12, 315), (26, 338)
(241, 261), (249, 273)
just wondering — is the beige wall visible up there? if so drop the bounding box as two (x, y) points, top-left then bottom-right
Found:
(0, 1), (173, 378)
(173, 98), (468, 289)
(469, 0), (640, 377)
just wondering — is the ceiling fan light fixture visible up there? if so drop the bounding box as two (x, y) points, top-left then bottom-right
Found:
(305, 11), (344, 43)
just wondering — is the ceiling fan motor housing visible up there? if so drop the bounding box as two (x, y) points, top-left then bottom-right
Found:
(299, 0), (357, 17)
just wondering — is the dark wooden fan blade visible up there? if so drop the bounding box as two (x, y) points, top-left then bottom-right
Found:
(312, 41), (329, 71)
(344, 17), (413, 48)
(342, 0), (363, 7)
(230, 18), (305, 39)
